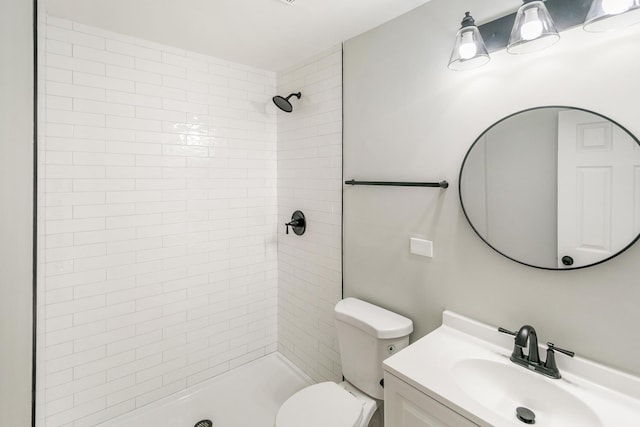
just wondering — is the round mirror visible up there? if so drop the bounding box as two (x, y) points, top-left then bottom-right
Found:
(459, 106), (640, 270)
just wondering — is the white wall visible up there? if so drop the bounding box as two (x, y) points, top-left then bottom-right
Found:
(0, 0), (34, 425)
(277, 46), (343, 383)
(38, 16), (278, 426)
(343, 0), (640, 376)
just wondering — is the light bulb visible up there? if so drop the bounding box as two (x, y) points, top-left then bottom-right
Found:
(520, 8), (543, 40)
(602, 0), (634, 14)
(458, 31), (477, 60)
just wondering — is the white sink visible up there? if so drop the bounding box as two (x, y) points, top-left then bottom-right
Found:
(453, 358), (600, 427)
(383, 311), (640, 427)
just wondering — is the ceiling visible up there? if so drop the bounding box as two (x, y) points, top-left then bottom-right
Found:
(45, 0), (432, 71)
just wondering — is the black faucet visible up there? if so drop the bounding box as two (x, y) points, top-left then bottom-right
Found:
(499, 325), (575, 379)
(514, 325), (540, 364)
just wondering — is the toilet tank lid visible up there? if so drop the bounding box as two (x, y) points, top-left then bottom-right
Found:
(335, 298), (413, 339)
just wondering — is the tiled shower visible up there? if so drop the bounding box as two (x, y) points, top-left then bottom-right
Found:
(37, 15), (342, 426)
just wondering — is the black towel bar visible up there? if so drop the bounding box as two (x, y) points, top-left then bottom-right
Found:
(344, 180), (448, 188)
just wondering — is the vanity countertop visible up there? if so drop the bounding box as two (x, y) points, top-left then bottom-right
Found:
(382, 311), (640, 427)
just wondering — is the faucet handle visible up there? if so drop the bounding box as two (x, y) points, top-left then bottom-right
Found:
(498, 327), (517, 336)
(543, 342), (574, 378)
(547, 342), (575, 358)
(498, 327), (524, 359)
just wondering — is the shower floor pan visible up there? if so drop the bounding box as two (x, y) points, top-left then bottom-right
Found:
(97, 353), (312, 427)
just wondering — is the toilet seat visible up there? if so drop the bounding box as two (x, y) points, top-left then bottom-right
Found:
(275, 382), (365, 427)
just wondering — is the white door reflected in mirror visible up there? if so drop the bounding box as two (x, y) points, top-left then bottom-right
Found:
(557, 110), (640, 268)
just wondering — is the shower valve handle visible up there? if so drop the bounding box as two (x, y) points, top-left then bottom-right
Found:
(285, 211), (306, 236)
(285, 219), (301, 234)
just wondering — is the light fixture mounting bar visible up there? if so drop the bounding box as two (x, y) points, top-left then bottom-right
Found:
(478, 0), (592, 52)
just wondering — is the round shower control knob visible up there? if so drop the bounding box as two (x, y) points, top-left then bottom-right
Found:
(285, 210), (306, 235)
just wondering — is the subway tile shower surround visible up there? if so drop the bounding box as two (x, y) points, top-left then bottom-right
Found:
(38, 15), (343, 427)
(277, 47), (343, 383)
(39, 16), (280, 426)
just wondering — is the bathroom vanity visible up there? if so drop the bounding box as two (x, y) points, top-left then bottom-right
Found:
(384, 372), (479, 426)
(382, 311), (640, 426)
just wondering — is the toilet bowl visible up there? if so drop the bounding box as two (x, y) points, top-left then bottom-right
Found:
(275, 298), (413, 427)
(276, 381), (377, 427)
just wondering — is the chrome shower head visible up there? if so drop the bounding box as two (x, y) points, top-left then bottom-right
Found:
(272, 92), (301, 112)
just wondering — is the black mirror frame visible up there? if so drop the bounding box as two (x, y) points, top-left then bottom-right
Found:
(458, 105), (640, 270)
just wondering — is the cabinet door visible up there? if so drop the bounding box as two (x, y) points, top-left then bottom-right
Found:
(384, 373), (479, 427)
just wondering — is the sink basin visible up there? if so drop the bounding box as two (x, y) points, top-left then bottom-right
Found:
(453, 358), (601, 427)
(382, 311), (640, 427)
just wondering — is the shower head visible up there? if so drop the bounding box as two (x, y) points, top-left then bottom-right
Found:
(272, 92), (301, 113)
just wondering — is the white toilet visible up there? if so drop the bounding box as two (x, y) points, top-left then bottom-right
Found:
(275, 297), (413, 427)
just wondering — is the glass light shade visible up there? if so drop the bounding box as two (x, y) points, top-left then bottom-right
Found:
(448, 26), (490, 71)
(507, 1), (560, 54)
(584, 0), (640, 32)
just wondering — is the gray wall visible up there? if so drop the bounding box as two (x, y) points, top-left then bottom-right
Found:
(343, 0), (640, 376)
(480, 109), (558, 267)
(0, 0), (34, 425)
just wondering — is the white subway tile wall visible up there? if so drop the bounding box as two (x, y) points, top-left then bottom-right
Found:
(37, 5), (49, 427)
(277, 46), (343, 383)
(39, 16), (278, 426)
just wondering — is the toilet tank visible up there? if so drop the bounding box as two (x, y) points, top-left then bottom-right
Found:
(335, 298), (413, 400)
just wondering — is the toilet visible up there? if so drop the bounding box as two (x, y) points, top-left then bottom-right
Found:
(275, 297), (413, 427)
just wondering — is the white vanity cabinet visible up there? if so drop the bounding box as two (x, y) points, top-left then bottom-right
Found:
(384, 372), (479, 427)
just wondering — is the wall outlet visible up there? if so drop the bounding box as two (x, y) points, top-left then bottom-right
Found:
(410, 237), (433, 258)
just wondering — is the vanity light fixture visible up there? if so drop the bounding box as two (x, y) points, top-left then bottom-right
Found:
(448, 12), (490, 71)
(507, 0), (560, 53)
(449, 0), (640, 70)
(584, 0), (640, 31)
